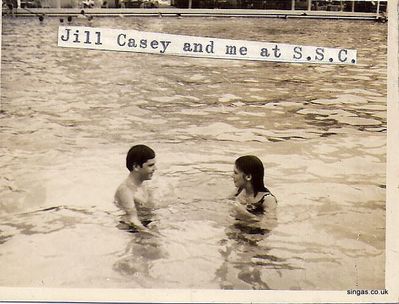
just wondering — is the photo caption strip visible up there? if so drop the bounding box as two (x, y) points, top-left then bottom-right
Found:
(58, 26), (357, 65)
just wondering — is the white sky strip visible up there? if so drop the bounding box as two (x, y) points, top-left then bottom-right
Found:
(58, 26), (357, 65)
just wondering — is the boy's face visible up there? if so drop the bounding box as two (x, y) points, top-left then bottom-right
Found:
(136, 158), (156, 181)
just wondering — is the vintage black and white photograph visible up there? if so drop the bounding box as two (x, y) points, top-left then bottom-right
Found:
(0, 0), (397, 302)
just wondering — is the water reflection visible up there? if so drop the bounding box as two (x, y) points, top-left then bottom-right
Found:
(216, 202), (292, 289)
(113, 229), (166, 288)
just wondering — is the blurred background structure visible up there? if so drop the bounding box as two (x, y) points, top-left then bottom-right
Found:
(2, 0), (387, 13)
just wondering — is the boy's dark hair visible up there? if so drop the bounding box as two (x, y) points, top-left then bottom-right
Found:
(126, 145), (155, 171)
(235, 155), (268, 196)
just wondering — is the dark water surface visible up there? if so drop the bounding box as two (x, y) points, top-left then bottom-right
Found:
(0, 16), (386, 289)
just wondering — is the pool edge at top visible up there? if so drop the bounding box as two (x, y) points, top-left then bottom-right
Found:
(7, 8), (386, 21)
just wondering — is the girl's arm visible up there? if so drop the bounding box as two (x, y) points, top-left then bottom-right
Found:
(230, 201), (259, 221)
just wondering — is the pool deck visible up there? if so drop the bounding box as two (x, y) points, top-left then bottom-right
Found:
(11, 8), (384, 21)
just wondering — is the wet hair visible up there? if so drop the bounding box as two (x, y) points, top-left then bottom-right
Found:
(235, 155), (268, 196)
(126, 145), (155, 171)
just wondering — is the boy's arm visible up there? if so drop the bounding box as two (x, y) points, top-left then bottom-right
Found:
(115, 187), (147, 230)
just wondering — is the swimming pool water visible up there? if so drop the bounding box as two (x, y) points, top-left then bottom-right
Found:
(0, 16), (386, 290)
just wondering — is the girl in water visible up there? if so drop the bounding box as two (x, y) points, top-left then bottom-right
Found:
(231, 155), (277, 221)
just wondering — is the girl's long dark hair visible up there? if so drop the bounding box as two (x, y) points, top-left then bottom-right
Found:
(235, 155), (268, 197)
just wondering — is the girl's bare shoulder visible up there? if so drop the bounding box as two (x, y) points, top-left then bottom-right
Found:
(262, 192), (277, 208)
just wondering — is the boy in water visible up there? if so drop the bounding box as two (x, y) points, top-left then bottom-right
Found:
(114, 145), (157, 232)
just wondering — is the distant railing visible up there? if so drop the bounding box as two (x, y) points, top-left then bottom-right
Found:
(3, 0), (388, 22)
(178, 0), (387, 13)
(7, 0), (387, 13)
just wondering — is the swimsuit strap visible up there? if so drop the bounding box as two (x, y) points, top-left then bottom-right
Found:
(246, 193), (266, 214)
(245, 191), (276, 214)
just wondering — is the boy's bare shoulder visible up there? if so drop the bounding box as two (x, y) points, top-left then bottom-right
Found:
(114, 180), (134, 201)
(115, 181), (125, 196)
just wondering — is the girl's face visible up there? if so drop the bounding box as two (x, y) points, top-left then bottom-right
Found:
(232, 165), (247, 188)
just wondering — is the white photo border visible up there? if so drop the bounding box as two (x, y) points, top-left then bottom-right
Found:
(0, 0), (398, 302)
